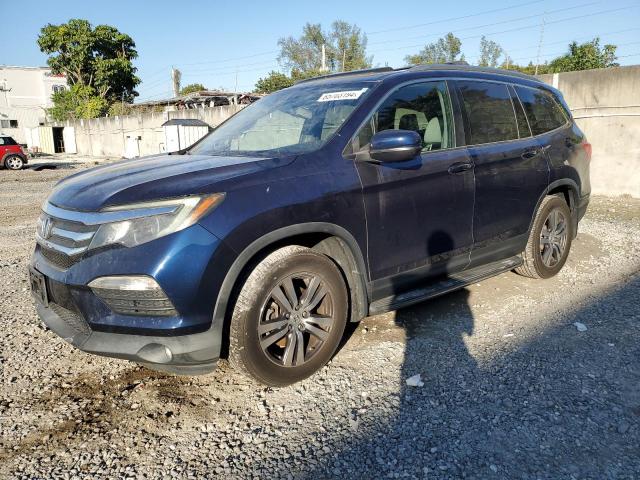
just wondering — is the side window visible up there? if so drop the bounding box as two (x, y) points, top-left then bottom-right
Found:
(353, 81), (454, 153)
(514, 86), (568, 136)
(0, 137), (5, 145)
(457, 81), (519, 145)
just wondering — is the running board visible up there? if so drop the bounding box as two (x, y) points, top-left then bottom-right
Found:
(368, 256), (522, 315)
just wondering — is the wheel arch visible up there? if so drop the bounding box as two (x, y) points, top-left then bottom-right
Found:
(528, 179), (580, 239)
(212, 223), (370, 358)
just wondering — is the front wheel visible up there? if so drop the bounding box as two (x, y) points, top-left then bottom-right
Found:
(515, 195), (573, 279)
(228, 245), (348, 386)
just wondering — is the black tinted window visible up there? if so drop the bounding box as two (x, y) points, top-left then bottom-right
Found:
(515, 86), (568, 135)
(458, 81), (518, 145)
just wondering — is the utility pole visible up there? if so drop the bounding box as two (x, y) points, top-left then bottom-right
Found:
(321, 44), (328, 72)
(534, 14), (546, 75)
(234, 69), (238, 105)
(171, 67), (181, 97)
(342, 50), (346, 72)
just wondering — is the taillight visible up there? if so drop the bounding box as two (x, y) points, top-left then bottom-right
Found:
(582, 141), (592, 160)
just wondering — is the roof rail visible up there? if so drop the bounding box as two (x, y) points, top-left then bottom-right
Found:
(295, 67), (394, 84)
(408, 63), (537, 81)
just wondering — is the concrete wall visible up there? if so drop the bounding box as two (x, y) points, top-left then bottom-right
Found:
(537, 66), (640, 197)
(50, 104), (244, 158)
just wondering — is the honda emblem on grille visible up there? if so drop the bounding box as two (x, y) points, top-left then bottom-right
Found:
(42, 217), (53, 239)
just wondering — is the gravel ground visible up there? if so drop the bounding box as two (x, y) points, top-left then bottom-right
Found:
(0, 165), (639, 479)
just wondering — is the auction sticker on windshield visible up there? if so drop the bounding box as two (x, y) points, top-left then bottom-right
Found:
(317, 88), (368, 102)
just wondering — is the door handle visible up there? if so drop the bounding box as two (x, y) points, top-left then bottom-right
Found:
(521, 145), (551, 159)
(448, 162), (474, 174)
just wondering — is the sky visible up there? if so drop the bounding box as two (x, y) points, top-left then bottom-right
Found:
(3, 0), (640, 102)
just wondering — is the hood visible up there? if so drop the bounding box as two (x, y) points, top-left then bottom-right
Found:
(48, 154), (293, 211)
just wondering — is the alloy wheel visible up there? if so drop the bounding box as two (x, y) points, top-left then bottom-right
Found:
(258, 273), (335, 367)
(539, 208), (568, 267)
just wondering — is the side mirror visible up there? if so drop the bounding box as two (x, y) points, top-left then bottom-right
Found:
(369, 130), (422, 163)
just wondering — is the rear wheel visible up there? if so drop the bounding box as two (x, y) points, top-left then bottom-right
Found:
(228, 245), (348, 386)
(515, 195), (573, 279)
(4, 155), (24, 170)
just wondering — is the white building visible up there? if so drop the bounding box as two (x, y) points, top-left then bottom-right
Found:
(0, 65), (67, 145)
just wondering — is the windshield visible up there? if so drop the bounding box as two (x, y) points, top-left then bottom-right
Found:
(190, 81), (376, 157)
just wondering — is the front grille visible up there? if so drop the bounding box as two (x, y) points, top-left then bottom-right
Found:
(35, 208), (98, 269)
(39, 245), (80, 269)
(49, 303), (91, 336)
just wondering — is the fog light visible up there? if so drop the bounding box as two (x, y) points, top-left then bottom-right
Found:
(88, 275), (177, 317)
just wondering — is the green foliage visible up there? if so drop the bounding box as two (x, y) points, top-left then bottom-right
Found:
(180, 83), (206, 95)
(278, 21), (372, 74)
(478, 36), (504, 68)
(405, 33), (463, 65)
(38, 18), (140, 120)
(506, 38), (618, 75)
(48, 85), (108, 121)
(548, 38), (618, 73)
(254, 71), (294, 94)
(107, 101), (133, 117)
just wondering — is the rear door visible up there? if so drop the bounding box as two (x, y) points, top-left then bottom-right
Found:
(350, 80), (475, 297)
(454, 79), (549, 267)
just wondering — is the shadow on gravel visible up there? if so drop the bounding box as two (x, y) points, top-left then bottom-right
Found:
(301, 271), (640, 478)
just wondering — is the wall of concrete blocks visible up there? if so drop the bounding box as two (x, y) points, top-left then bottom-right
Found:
(50, 104), (244, 158)
(538, 66), (640, 197)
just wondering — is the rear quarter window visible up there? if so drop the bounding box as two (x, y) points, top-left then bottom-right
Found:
(457, 81), (519, 145)
(0, 137), (17, 146)
(514, 86), (569, 136)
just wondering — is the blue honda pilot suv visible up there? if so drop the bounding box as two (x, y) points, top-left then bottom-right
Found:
(30, 64), (591, 386)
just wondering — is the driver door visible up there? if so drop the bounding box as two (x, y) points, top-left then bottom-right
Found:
(349, 80), (475, 297)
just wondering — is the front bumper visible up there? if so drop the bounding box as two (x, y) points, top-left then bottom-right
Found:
(35, 300), (218, 374)
(30, 222), (237, 374)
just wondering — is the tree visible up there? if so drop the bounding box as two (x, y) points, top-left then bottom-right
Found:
(548, 38), (618, 73)
(37, 18), (140, 120)
(254, 72), (294, 94)
(180, 83), (207, 95)
(278, 21), (372, 74)
(405, 33), (463, 65)
(478, 36), (503, 68)
(48, 84), (108, 121)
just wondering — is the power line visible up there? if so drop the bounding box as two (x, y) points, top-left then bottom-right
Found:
(367, 1), (599, 47)
(366, 0), (545, 35)
(370, 4), (639, 57)
(176, 49), (279, 68)
(181, 63), (280, 78)
(465, 40), (640, 64)
(180, 59), (278, 75)
(502, 27), (640, 53)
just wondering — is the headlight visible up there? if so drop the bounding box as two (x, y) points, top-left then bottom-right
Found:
(88, 193), (224, 250)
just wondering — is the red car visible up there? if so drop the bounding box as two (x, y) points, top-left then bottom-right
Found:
(0, 136), (28, 170)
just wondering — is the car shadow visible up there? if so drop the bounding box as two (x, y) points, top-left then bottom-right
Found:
(294, 227), (640, 479)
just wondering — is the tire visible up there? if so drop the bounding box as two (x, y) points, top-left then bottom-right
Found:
(4, 155), (24, 170)
(515, 195), (573, 279)
(228, 245), (348, 386)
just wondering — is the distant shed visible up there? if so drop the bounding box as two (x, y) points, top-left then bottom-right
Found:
(162, 118), (210, 152)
